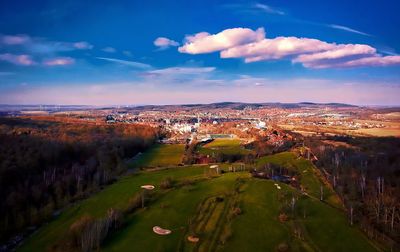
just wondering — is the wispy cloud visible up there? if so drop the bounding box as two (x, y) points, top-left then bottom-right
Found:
(123, 50), (133, 57)
(43, 57), (75, 66)
(95, 57), (152, 69)
(154, 37), (179, 50)
(1, 34), (31, 45)
(102, 47), (116, 53)
(0, 53), (36, 66)
(223, 2), (285, 16)
(253, 3), (285, 15)
(328, 24), (371, 36)
(146, 66), (215, 76)
(0, 34), (93, 54)
(224, 4), (373, 37)
(73, 41), (93, 49)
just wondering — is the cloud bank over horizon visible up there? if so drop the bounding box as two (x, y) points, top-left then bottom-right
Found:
(1, 77), (399, 106)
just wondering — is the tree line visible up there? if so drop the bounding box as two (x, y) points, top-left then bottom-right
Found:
(305, 136), (400, 247)
(0, 117), (159, 242)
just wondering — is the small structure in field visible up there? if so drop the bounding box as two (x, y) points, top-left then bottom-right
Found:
(209, 164), (219, 174)
(140, 185), (155, 208)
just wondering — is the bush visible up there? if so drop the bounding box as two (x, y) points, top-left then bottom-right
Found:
(277, 242), (289, 252)
(232, 207), (242, 216)
(125, 194), (142, 213)
(278, 213), (288, 223)
(181, 178), (194, 186)
(160, 177), (174, 189)
(65, 208), (124, 252)
(69, 215), (95, 247)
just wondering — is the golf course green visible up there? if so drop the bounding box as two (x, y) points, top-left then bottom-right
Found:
(19, 145), (381, 252)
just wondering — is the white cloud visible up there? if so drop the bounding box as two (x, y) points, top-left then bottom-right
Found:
(95, 57), (152, 69)
(178, 27), (265, 54)
(154, 37), (179, 50)
(179, 26), (400, 68)
(294, 44), (375, 63)
(304, 55), (400, 69)
(221, 36), (335, 62)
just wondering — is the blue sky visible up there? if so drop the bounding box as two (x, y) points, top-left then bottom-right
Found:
(0, 0), (399, 105)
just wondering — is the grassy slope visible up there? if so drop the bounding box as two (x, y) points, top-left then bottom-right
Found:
(222, 179), (293, 251)
(19, 166), (203, 252)
(103, 173), (243, 252)
(256, 152), (342, 208)
(133, 144), (185, 168)
(20, 152), (378, 252)
(224, 179), (376, 252)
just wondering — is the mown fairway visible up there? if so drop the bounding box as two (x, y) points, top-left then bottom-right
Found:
(20, 151), (379, 252)
(133, 144), (185, 168)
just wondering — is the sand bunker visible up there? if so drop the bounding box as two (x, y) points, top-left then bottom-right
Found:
(141, 185), (155, 190)
(153, 226), (171, 235)
(187, 236), (200, 243)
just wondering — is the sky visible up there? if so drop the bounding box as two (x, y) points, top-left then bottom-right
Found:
(0, 0), (399, 106)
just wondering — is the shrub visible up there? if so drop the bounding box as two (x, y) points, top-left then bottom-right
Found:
(278, 213), (288, 223)
(232, 207), (242, 216)
(125, 194), (142, 213)
(69, 215), (95, 247)
(277, 242), (289, 252)
(160, 177), (174, 189)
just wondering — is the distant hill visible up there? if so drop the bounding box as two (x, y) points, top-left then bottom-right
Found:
(130, 102), (359, 111)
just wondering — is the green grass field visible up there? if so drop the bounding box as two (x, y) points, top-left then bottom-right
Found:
(20, 152), (379, 252)
(198, 139), (252, 156)
(204, 139), (241, 148)
(132, 144), (185, 168)
(223, 179), (376, 252)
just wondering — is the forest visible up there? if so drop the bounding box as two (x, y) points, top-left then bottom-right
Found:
(305, 136), (400, 246)
(0, 117), (159, 242)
